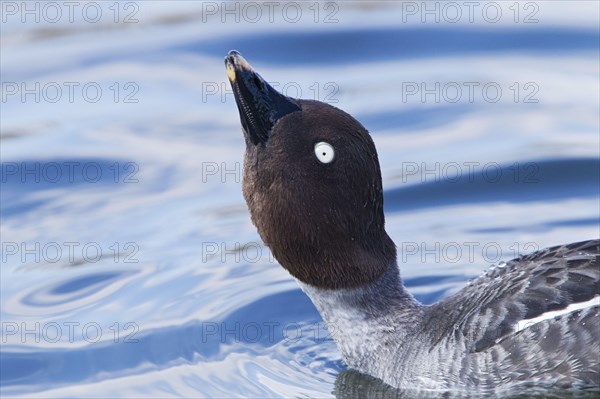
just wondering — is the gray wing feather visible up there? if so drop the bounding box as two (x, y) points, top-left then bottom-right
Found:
(431, 239), (599, 350)
(416, 239), (599, 388)
(419, 239), (599, 386)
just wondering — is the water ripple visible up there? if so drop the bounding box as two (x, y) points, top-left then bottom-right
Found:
(5, 268), (144, 317)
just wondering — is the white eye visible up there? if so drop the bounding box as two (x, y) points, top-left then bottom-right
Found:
(314, 142), (335, 164)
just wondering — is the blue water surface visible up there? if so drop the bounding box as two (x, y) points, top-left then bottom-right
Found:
(1, 2), (599, 398)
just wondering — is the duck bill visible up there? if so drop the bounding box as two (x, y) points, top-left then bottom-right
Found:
(225, 50), (300, 146)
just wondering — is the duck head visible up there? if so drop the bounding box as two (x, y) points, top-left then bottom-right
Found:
(225, 50), (396, 289)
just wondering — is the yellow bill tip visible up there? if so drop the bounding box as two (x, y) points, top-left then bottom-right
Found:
(226, 62), (236, 82)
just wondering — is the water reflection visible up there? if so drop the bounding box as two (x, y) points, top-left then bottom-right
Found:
(189, 27), (600, 65)
(384, 158), (600, 213)
(1, 289), (338, 397)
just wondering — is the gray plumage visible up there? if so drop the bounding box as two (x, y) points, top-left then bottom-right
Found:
(302, 239), (599, 392)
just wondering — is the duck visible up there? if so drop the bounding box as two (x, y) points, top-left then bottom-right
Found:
(224, 50), (600, 393)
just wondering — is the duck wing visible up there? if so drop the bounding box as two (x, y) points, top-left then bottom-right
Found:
(424, 239), (598, 351)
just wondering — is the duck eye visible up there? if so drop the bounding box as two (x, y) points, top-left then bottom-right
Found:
(314, 142), (335, 164)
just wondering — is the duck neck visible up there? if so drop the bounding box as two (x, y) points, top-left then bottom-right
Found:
(297, 263), (421, 369)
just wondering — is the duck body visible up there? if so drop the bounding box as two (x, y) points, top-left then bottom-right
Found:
(303, 240), (599, 391)
(224, 50), (600, 392)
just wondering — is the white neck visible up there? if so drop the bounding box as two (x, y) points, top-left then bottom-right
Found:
(297, 264), (421, 375)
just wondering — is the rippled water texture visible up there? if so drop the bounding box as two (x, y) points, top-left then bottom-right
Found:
(1, 2), (599, 398)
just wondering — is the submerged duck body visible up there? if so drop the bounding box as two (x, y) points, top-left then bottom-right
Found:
(224, 50), (600, 393)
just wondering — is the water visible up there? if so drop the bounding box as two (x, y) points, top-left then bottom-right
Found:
(1, 2), (599, 397)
